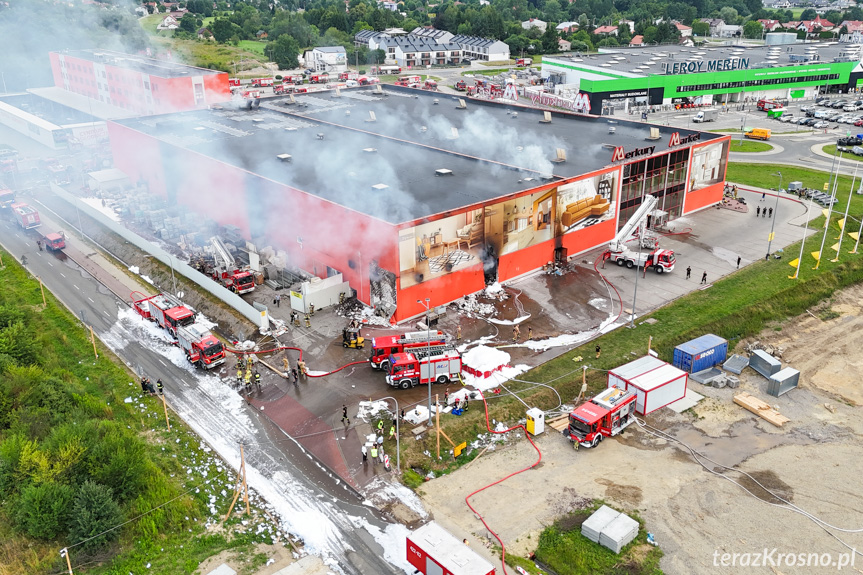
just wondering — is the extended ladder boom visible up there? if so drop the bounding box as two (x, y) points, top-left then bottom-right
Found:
(210, 236), (236, 272)
(609, 195), (658, 252)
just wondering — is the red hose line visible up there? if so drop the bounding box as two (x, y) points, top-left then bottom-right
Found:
(464, 392), (543, 575)
(306, 360), (368, 377)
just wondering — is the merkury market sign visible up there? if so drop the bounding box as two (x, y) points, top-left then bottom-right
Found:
(662, 57), (750, 74)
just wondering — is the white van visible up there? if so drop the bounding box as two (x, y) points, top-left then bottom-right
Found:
(345, 80), (359, 87)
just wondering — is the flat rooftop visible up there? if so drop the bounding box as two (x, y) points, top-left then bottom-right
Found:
(114, 86), (719, 225)
(57, 49), (223, 79)
(547, 40), (862, 78)
(0, 93), (98, 126)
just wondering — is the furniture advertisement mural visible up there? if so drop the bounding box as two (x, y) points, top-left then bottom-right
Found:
(485, 188), (557, 256)
(556, 170), (617, 234)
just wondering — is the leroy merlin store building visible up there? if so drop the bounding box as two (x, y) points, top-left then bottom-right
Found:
(542, 40), (863, 112)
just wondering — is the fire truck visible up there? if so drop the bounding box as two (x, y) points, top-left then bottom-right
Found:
(250, 77), (274, 87)
(369, 330), (448, 370)
(273, 83), (285, 94)
(358, 76), (379, 86)
(386, 347), (462, 389)
(396, 75), (421, 87)
(284, 75), (304, 85)
(0, 188), (14, 209)
(516, 57), (533, 66)
(229, 78), (242, 87)
(603, 195), (676, 274)
(565, 387), (637, 448)
(11, 203), (40, 229)
(209, 236), (256, 294)
(338, 72), (359, 81)
(176, 322), (226, 369)
(422, 79), (438, 91)
(310, 73), (329, 84)
(132, 291), (196, 338)
(42, 232), (65, 252)
(455, 80), (467, 91)
(235, 90), (261, 110)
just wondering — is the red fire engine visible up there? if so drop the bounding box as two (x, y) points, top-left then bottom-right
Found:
(132, 291), (196, 338)
(176, 322), (226, 370)
(285, 75), (304, 85)
(250, 77), (274, 87)
(422, 80), (438, 91)
(229, 78), (241, 87)
(396, 75), (421, 87)
(338, 72), (359, 81)
(386, 347), (462, 389)
(42, 232), (65, 252)
(11, 203), (40, 229)
(273, 83), (285, 94)
(357, 76), (379, 86)
(209, 237), (256, 294)
(455, 80), (467, 91)
(565, 387), (637, 448)
(310, 73), (329, 84)
(369, 330), (447, 370)
(0, 188), (14, 209)
(406, 522), (495, 575)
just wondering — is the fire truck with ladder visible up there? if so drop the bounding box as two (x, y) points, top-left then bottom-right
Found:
(132, 291), (196, 338)
(0, 188), (15, 209)
(369, 330), (448, 370)
(209, 236), (256, 294)
(176, 322), (226, 370)
(386, 346), (462, 389)
(11, 203), (40, 229)
(603, 194), (675, 274)
(565, 386), (637, 448)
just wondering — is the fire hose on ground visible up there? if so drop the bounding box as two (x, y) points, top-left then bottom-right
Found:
(223, 343), (367, 378)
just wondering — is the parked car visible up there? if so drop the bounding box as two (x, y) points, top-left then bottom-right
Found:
(844, 104), (860, 111)
(803, 118), (819, 126)
(855, 119), (863, 127)
(814, 110), (831, 119)
(779, 114), (794, 122)
(813, 121), (830, 128)
(838, 136), (862, 146)
(816, 97), (831, 105)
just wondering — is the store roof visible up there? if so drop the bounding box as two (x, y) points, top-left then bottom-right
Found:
(547, 40), (863, 78)
(55, 49), (223, 79)
(113, 86), (720, 225)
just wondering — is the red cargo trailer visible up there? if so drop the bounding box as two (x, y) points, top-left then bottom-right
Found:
(407, 522), (495, 575)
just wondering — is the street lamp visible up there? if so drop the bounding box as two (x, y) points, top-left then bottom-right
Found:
(629, 226), (642, 329)
(766, 172), (782, 260)
(375, 396), (400, 473)
(417, 298), (433, 426)
(144, 254), (177, 295)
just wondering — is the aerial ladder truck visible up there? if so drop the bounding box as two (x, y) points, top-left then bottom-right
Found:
(209, 237), (256, 294)
(603, 195), (676, 274)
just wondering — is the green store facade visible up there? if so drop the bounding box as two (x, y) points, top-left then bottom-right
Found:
(543, 57), (863, 113)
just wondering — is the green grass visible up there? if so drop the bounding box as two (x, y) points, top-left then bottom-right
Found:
(149, 36), (267, 72)
(237, 40), (267, 56)
(527, 506), (662, 575)
(0, 252), (278, 574)
(139, 13), (164, 34)
(823, 144), (863, 163)
(727, 163), (862, 199)
(710, 128), (810, 134)
(728, 140), (774, 153)
(462, 68), (511, 76)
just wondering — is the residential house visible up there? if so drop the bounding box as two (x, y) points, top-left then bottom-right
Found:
(303, 46), (348, 73)
(674, 22), (692, 37)
(378, 36), (462, 67)
(380, 1), (398, 11)
(197, 27), (212, 40)
(450, 34), (510, 61)
(619, 19), (635, 33)
(629, 34), (644, 46)
(556, 21), (579, 34)
(256, 30), (268, 39)
(839, 20), (863, 32)
(757, 19), (783, 32)
(558, 38), (572, 51)
(796, 16), (834, 35)
(522, 18), (547, 32)
(354, 29), (385, 48)
(700, 18), (725, 36)
(594, 25), (619, 36)
(410, 26), (455, 43)
(157, 14), (179, 30)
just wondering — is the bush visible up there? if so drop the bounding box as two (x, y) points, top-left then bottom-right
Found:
(359, 69), (366, 74)
(16, 481), (75, 540)
(275, 74), (282, 79)
(69, 480), (123, 551)
(403, 468), (424, 489)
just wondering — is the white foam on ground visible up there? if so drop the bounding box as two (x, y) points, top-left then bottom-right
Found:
(521, 316), (624, 352)
(487, 314), (531, 326)
(461, 364), (531, 392)
(80, 197), (121, 222)
(462, 345), (510, 373)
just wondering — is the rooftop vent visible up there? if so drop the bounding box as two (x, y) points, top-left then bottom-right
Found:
(551, 149), (566, 163)
(511, 111), (518, 119)
(345, 110), (351, 116)
(276, 154), (292, 162)
(540, 111), (552, 124)
(435, 168), (454, 176)
(433, 99), (439, 105)
(333, 87), (341, 97)
(420, 126), (428, 132)
(456, 98), (467, 109)
(363, 148), (377, 153)
(317, 133), (325, 140)
(366, 111), (377, 123)
(448, 127), (459, 139)
(646, 127), (661, 140)
(371, 183), (389, 191)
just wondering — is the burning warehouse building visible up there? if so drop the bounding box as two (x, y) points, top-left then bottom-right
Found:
(107, 86), (730, 322)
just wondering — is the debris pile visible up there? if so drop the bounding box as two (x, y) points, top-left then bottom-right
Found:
(745, 341), (784, 359)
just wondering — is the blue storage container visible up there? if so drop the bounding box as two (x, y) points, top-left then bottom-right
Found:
(673, 334), (728, 373)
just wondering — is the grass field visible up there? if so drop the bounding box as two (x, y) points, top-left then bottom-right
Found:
(148, 36), (266, 72)
(728, 140), (774, 152)
(822, 144), (863, 163)
(727, 163), (862, 200)
(237, 40), (267, 55)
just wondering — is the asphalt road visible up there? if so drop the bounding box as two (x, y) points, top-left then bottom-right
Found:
(0, 212), (403, 575)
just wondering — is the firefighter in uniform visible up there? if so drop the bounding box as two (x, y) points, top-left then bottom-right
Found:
(244, 369), (252, 390)
(309, 303), (315, 316)
(283, 357), (290, 374)
(304, 313), (311, 328)
(235, 356), (244, 371)
(246, 355), (254, 369)
(156, 378), (164, 395)
(253, 371), (261, 390)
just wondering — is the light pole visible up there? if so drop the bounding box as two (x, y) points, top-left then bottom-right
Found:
(766, 172), (782, 260)
(792, 191), (814, 279)
(417, 298), (432, 426)
(375, 396), (400, 473)
(629, 225), (642, 329)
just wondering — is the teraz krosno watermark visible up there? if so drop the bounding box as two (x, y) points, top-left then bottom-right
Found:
(713, 549), (857, 570)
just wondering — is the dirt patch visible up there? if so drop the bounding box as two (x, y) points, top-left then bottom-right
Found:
(595, 478), (644, 507)
(196, 542), (295, 575)
(734, 469), (794, 505)
(555, 512), (590, 532)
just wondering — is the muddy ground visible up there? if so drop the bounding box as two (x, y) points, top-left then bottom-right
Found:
(419, 283), (863, 575)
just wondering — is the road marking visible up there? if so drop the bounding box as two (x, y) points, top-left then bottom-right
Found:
(60, 272), (66, 278)
(158, 359), (167, 367)
(74, 285), (80, 290)
(47, 262), (53, 267)
(102, 310), (110, 317)
(87, 297), (94, 303)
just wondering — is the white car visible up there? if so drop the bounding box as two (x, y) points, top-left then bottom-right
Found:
(345, 80), (359, 87)
(813, 121), (830, 128)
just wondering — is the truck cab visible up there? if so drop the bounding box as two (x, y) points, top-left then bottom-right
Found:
(43, 232), (65, 251)
(566, 387), (636, 448)
(369, 330), (447, 370)
(0, 188), (14, 209)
